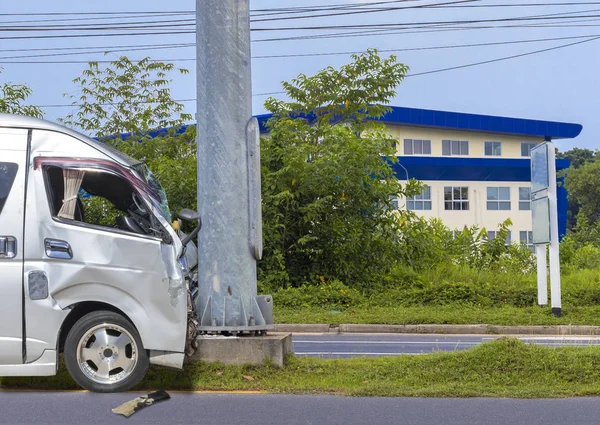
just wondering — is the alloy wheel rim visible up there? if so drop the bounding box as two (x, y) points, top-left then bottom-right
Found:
(76, 323), (138, 385)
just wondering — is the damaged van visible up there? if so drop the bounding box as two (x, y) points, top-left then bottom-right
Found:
(0, 114), (201, 392)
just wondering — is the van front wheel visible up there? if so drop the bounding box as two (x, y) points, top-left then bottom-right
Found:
(64, 310), (149, 393)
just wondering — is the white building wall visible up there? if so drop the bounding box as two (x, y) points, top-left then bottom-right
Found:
(386, 125), (542, 158)
(398, 180), (533, 242)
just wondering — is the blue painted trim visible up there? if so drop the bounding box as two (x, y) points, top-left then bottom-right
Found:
(255, 106), (582, 139)
(390, 156), (570, 182)
(100, 124), (193, 142)
(557, 175), (568, 240)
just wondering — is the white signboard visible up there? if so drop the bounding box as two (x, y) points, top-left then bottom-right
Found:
(531, 143), (550, 194)
(531, 197), (551, 244)
(529, 141), (561, 317)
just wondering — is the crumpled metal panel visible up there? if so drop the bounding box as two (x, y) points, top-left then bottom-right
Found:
(22, 129), (187, 362)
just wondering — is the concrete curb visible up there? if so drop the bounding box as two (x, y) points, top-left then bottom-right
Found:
(273, 324), (600, 336)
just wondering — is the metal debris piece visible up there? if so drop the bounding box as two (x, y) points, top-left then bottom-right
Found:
(112, 390), (171, 418)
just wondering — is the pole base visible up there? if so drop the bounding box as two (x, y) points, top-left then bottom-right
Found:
(552, 307), (562, 318)
(189, 332), (293, 367)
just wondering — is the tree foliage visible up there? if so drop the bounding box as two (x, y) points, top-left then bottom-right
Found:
(59, 56), (192, 137)
(0, 68), (43, 118)
(557, 147), (597, 169)
(563, 159), (600, 224)
(557, 147), (598, 229)
(259, 49), (421, 289)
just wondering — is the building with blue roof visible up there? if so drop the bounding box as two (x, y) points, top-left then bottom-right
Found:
(137, 105), (580, 244)
(256, 106), (581, 244)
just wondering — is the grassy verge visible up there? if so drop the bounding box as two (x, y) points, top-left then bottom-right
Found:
(3, 339), (600, 397)
(274, 305), (600, 326)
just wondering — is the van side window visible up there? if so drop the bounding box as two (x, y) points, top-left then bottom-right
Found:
(43, 165), (158, 238)
(0, 163), (18, 215)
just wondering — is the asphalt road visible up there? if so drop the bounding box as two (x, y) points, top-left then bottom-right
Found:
(292, 333), (600, 358)
(3, 392), (600, 425)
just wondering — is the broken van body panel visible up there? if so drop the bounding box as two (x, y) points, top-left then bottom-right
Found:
(0, 114), (188, 374)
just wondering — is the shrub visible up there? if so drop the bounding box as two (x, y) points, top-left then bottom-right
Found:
(274, 280), (364, 309)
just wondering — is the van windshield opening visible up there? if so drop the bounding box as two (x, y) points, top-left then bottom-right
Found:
(133, 163), (172, 224)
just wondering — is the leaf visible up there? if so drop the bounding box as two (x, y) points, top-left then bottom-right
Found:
(242, 375), (254, 381)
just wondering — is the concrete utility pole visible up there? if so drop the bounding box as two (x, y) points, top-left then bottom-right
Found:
(195, 0), (272, 333)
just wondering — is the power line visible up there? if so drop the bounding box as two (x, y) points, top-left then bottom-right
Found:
(253, 15), (600, 43)
(30, 35), (600, 109)
(1, 34), (598, 63)
(250, 0), (478, 23)
(0, 13), (598, 42)
(0, 13), (191, 25)
(0, 42), (193, 54)
(2, 1), (600, 19)
(1, 6), (598, 32)
(407, 34), (600, 76)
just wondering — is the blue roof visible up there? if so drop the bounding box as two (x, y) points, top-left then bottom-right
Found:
(255, 106), (582, 140)
(110, 105), (581, 141)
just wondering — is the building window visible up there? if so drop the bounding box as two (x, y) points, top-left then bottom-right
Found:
(520, 231), (534, 250)
(487, 187), (511, 210)
(389, 195), (399, 210)
(404, 139), (431, 155)
(519, 187), (531, 210)
(407, 186), (432, 210)
(444, 186), (469, 210)
(442, 140), (469, 156)
(484, 141), (502, 156)
(488, 231), (511, 244)
(521, 142), (537, 157)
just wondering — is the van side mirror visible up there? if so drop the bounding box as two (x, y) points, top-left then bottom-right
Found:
(179, 208), (201, 222)
(179, 209), (202, 247)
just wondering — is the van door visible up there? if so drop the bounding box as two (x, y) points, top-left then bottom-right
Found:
(0, 128), (29, 364)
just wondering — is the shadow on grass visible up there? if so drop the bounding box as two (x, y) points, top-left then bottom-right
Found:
(0, 355), (282, 392)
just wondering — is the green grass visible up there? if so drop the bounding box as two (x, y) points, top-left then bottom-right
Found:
(274, 305), (600, 326)
(5, 339), (600, 397)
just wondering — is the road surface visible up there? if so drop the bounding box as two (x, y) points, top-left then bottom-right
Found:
(2, 392), (600, 425)
(292, 333), (600, 357)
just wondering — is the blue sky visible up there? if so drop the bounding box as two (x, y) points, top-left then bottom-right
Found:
(1, 0), (598, 151)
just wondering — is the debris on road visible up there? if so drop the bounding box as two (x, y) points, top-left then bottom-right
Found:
(112, 390), (171, 418)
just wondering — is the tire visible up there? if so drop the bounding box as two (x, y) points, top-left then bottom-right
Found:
(64, 310), (149, 393)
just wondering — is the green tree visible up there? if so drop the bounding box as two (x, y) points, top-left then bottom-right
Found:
(563, 159), (600, 224)
(0, 68), (43, 118)
(260, 49), (420, 290)
(557, 147), (597, 229)
(556, 147), (597, 169)
(59, 55), (192, 137)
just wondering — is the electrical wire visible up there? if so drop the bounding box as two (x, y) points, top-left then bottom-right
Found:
(31, 35), (600, 108)
(1, 34), (598, 63)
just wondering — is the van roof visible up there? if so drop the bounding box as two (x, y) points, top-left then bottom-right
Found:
(0, 113), (139, 167)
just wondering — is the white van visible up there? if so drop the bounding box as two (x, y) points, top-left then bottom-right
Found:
(0, 114), (201, 392)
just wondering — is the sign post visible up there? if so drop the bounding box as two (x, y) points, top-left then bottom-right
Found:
(530, 141), (561, 317)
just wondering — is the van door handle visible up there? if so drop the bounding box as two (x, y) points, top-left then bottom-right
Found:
(44, 239), (73, 260)
(0, 236), (17, 259)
